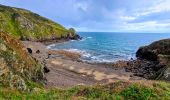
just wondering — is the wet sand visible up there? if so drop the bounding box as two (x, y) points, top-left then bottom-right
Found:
(22, 41), (143, 88)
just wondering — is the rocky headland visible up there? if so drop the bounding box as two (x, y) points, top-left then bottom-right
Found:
(112, 39), (170, 81)
(0, 4), (81, 43)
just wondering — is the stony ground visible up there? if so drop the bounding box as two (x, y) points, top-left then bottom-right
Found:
(22, 41), (144, 88)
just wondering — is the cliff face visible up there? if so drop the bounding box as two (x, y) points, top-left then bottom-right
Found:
(0, 4), (79, 41)
(116, 39), (170, 81)
(0, 32), (45, 90)
(136, 39), (170, 61)
(136, 39), (170, 80)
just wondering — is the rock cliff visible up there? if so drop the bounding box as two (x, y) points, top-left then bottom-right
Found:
(126, 39), (170, 80)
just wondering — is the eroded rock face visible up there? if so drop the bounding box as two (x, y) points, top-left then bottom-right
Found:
(135, 39), (170, 80)
(116, 39), (170, 81)
(125, 60), (165, 79)
(136, 39), (170, 61)
(136, 46), (158, 61)
(0, 32), (45, 90)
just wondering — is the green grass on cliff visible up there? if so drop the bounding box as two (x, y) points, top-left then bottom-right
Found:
(0, 32), (44, 91)
(0, 4), (70, 40)
(0, 81), (170, 100)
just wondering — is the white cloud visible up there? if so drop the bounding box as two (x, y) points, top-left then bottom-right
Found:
(135, 0), (170, 16)
(1, 0), (170, 32)
(122, 20), (170, 32)
(120, 16), (136, 21)
(75, 1), (88, 12)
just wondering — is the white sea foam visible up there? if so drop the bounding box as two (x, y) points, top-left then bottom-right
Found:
(80, 36), (93, 41)
(48, 47), (135, 63)
(47, 45), (135, 63)
(70, 40), (76, 42)
(65, 48), (91, 58)
(87, 37), (92, 39)
(64, 48), (113, 63)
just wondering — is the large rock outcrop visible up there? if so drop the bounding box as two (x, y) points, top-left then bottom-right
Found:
(122, 39), (170, 81)
(136, 39), (170, 61)
(0, 32), (45, 90)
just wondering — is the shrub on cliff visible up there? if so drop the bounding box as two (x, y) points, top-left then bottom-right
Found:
(0, 32), (45, 91)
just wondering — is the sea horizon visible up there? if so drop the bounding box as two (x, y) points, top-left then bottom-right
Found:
(78, 31), (170, 34)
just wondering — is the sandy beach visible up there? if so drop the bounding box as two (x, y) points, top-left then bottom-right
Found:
(22, 41), (143, 88)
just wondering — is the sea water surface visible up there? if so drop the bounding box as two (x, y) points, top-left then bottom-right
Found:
(48, 32), (170, 63)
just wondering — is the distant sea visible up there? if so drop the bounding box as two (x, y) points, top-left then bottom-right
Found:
(48, 32), (170, 63)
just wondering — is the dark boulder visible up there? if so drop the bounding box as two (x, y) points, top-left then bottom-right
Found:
(44, 66), (50, 73)
(27, 48), (32, 54)
(136, 39), (170, 61)
(70, 34), (82, 40)
(136, 46), (158, 61)
(36, 50), (40, 54)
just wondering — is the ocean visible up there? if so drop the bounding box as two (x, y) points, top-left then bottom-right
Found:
(48, 32), (170, 63)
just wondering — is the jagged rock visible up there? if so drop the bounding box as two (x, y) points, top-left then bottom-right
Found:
(136, 46), (158, 61)
(124, 60), (165, 79)
(136, 39), (170, 80)
(69, 34), (82, 40)
(115, 39), (170, 81)
(68, 28), (82, 40)
(136, 39), (170, 61)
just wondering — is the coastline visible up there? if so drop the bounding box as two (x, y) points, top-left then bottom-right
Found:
(22, 38), (170, 88)
(1, 3), (170, 99)
(22, 41), (143, 88)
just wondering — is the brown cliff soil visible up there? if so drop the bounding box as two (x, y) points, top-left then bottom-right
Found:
(0, 32), (45, 91)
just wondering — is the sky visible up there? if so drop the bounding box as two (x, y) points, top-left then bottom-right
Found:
(0, 0), (170, 32)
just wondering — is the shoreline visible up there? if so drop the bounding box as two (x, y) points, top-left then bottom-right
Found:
(22, 38), (170, 88)
(47, 42), (136, 65)
(22, 40), (144, 88)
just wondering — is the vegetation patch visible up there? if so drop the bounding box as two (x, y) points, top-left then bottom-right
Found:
(0, 5), (77, 41)
(0, 32), (45, 91)
(1, 81), (169, 100)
